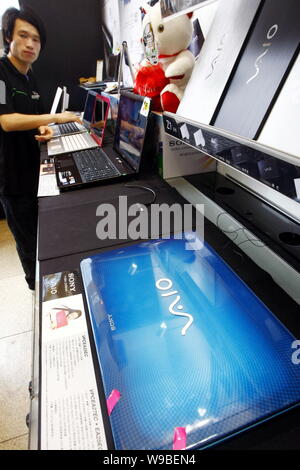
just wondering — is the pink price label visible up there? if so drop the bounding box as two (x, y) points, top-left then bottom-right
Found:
(173, 427), (187, 450)
(107, 389), (121, 416)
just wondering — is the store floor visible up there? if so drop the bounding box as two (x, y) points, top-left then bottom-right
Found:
(0, 219), (32, 450)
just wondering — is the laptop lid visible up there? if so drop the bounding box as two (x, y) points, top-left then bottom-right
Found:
(80, 234), (300, 450)
(61, 86), (70, 112)
(213, 0), (300, 139)
(113, 90), (151, 172)
(89, 93), (110, 146)
(50, 87), (63, 114)
(177, 0), (263, 125)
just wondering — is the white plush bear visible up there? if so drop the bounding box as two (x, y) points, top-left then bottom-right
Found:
(134, 1), (195, 113)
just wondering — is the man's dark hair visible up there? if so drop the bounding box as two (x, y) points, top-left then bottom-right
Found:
(2, 7), (47, 54)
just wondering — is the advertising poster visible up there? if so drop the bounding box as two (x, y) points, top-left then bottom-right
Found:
(40, 271), (107, 450)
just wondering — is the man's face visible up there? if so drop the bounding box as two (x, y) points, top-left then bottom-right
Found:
(9, 18), (41, 66)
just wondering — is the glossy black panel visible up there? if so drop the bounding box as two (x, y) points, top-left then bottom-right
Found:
(213, 0), (300, 138)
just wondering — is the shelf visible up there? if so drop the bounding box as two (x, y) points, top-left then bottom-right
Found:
(163, 111), (300, 212)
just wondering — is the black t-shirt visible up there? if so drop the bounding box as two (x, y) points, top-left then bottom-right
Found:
(0, 56), (44, 196)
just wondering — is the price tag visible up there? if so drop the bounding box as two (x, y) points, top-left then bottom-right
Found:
(140, 97), (151, 117)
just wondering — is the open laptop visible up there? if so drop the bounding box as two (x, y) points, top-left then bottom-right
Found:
(50, 88), (94, 138)
(48, 86), (85, 137)
(80, 233), (300, 450)
(47, 92), (110, 156)
(54, 90), (151, 191)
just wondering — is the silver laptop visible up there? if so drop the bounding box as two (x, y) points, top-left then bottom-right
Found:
(47, 91), (101, 156)
(258, 52), (300, 158)
(177, 0), (262, 124)
(49, 89), (95, 139)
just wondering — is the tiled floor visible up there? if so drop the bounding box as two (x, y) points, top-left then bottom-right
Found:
(0, 218), (33, 450)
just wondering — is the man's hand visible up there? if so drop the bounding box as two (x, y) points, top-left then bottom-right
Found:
(54, 111), (82, 125)
(35, 125), (54, 142)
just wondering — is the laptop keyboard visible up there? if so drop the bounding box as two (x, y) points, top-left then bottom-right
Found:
(73, 148), (121, 182)
(59, 122), (80, 135)
(63, 133), (95, 152)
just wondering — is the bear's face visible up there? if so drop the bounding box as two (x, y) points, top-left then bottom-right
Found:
(142, 2), (193, 57)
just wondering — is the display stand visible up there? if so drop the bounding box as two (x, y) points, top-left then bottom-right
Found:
(163, 111), (300, 223)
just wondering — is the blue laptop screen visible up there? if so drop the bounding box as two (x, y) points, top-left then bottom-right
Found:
(80, 234), (300, 450)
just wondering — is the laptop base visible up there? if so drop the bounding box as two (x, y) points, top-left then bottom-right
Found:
(55, 145), (136, 191)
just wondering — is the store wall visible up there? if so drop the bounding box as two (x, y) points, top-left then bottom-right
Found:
(19, 0), (104, 112)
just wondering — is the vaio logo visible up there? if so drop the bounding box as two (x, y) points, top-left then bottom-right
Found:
(246, 24), (279, 85)
(156, 278), (194, 336)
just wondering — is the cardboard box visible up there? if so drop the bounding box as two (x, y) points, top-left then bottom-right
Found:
(152, 112), (216, 179)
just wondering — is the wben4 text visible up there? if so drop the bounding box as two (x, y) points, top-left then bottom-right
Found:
(145, 454), (196, 465)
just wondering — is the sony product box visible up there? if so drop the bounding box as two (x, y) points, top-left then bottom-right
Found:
(152, 112), (216, 179)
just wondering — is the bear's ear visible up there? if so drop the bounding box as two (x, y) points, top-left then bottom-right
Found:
(187, 12), (193, 19)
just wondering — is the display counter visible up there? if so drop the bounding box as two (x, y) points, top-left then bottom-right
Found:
(29, 154), (300, 449)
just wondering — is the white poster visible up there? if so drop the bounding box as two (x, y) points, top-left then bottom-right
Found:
(118, 0), (147, 85)
(103, 0), (121, 54)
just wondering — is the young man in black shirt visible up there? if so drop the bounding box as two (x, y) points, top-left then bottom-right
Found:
(0, 7), (81, 290)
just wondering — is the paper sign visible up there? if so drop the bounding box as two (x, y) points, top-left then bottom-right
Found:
(40, 271), (108, 450)
(140, 97), (151, 117)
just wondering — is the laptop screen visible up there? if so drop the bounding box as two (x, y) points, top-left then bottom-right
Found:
(89, 94), (110, 146)
(106, 53), (120, 81)
(104, 94), (119, 140)
(82, 91), (97, 126)
(114, 91), (150, 172)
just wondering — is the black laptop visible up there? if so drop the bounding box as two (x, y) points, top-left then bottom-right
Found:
(54, 91), (152, 191)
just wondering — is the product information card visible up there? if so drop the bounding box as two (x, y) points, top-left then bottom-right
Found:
(37, 162), (60, 197)
(41, 271), (107, 450)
